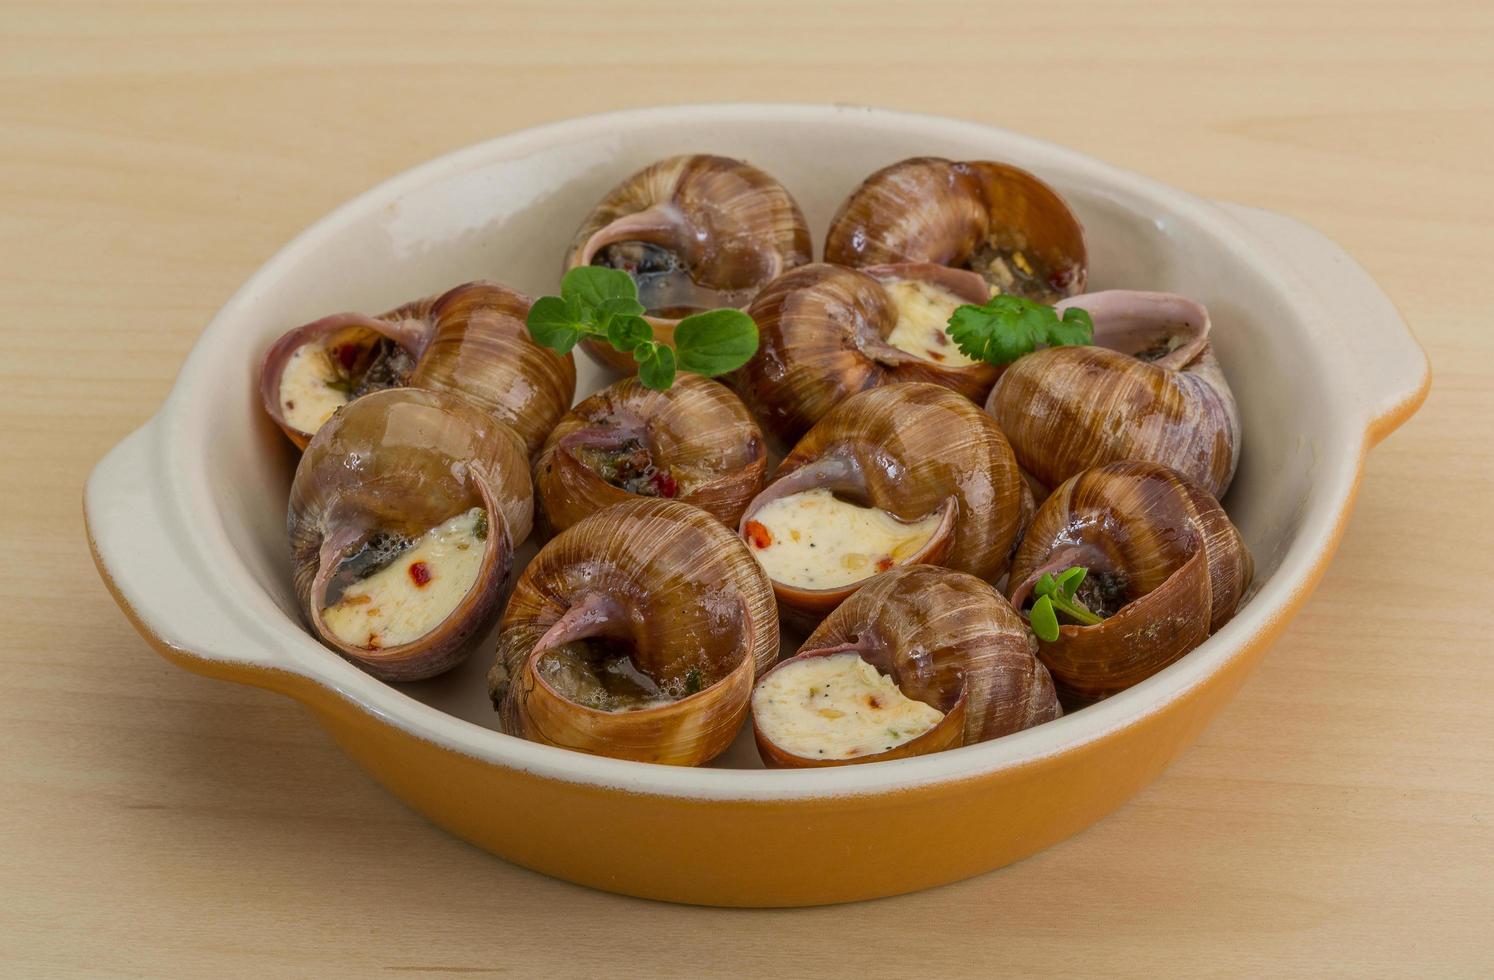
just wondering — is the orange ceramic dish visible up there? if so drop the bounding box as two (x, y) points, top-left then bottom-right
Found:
(84, 105), (1429, 907)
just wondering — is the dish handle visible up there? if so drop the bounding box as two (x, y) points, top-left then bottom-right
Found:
(86, 419), (297, 678)
(1214, 202), (1430, 445)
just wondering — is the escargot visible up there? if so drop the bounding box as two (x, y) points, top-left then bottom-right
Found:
(738, 382), (1028, 618)
(1006, 460), (1253, 703)
(733, 262), (999, 447)
(489, 498), (779, 766)
(825, 157), (1086, 304)
(260, 281), (576, 456)
(534, 374), (766, 535)
(564, 154), (812, 373)
(986, 290), (1241, 498)
(288, 387), (533, 682)
(752, 565), (1061, 767)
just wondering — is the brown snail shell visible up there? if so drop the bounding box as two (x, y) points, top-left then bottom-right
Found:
(564, 154), (812, 374)
(733, 262), (1000, 448)
(752, 565), (1061, 768)
(986, 290), (1241, 499)
(738, 382), (1027, 618)
(824, 157), (1087, 304)
(489, 498), (779, 766)
(260, 281), (576, 456)
(288, 387), (534, 682)
(534, 374), (766, 535)
(1006, 460), (1253, 703)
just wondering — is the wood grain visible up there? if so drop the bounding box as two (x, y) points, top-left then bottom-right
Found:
(1, 0), (1489, 976)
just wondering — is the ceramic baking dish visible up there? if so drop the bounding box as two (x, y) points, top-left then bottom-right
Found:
(85, 104), (1429, 907)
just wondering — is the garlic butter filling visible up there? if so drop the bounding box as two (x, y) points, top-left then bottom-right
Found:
(753, 652), (944, 760)
(881, 279), (979, 367)
(743, 488), (941, 590)
(279, 344), (350, 434)
(322, 508), (487, 650)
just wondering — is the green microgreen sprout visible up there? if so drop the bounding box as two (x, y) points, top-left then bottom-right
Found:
(946, 294), (1093, 366)
(526, 266), (759, 391)
(1028, 565), (1104, 643)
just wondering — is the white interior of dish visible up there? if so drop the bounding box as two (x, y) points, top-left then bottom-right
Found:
(146, 105), (1354, 796)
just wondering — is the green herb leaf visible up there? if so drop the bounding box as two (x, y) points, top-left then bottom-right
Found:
(525, 295), (584, 354)
(1055, 565), (1087, 599)
(946, 295), (1094, 366)
(673, 309), (759, 377)
(1030, 595), (1060, 643)
(606, 315), (652, 354)
(1051, 306), (1095, 347)
(561, 266), (639, 311)
(635, 342), (677, 391)
(1034, 571), (1058, 600)
(525, 264), (758, 389)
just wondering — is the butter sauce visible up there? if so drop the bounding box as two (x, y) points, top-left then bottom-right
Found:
(744, 488), (941, 590)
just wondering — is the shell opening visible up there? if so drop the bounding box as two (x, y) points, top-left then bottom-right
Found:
(562, 426), (680, 499)
(277, 328), (416, 436)
(963, 234), (1074, 304)
(751, 651), (945, 762)
(527, 589), (749, 715)
(582, 204), (773, 318)
(318, 506), (490, 652)
(1058, 291), (1212, 371)
(535, 637), (719, 713)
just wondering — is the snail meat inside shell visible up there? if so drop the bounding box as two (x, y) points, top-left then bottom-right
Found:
(535, 636), (710, 712)
(742, 488), (944, 590)
(751, 652), (945, 761)
(570, 438), (678, 498)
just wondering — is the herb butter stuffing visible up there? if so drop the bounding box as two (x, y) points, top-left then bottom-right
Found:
(278, 344), (351, 434)
(321, 507), (487, 650)
(882, 279), (980, 366)
(753, 652), (944, 760)
(743, 488), (940, 590)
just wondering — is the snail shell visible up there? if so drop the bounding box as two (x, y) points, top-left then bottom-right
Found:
(752, 565), (1061, 767)
(534, 374), (767, 535)
(986, 290), (1241, 499)
(733, 262), (1000, 448)
(287, 388), (534, 682)
(738, 382), (1028, 618)
(824, 157), (1087, 304)
(1006, 460), (1253, 703)
(564, 154), (812, 374)
(489, 498), (779, 766)
(260, 281), (576, 456)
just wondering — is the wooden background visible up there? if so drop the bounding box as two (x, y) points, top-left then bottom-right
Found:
(2, 1), (1489, 976)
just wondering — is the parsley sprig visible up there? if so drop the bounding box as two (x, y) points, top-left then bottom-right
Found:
(1028, 565), (1104, 642)
(947, 295), (1093, 366)
(526, 267), (759, 390)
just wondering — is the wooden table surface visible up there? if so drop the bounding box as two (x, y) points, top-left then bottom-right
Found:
(3, 1), (1490, 976)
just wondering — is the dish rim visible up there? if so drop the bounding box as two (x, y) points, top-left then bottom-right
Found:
(92, 102), (1429, 803)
